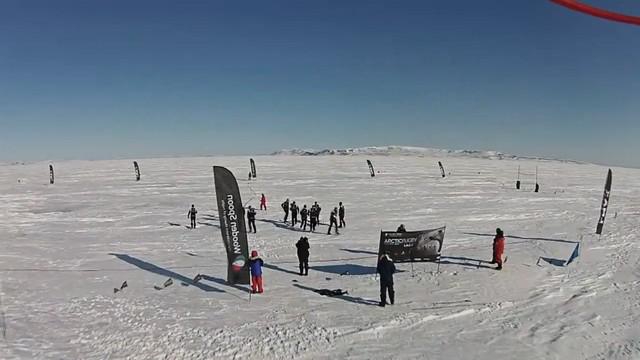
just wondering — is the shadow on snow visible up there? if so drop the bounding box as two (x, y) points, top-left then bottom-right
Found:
(109, 253), (224, 292)
(462, 232), (578, 244)
(293, 283), (379, 306)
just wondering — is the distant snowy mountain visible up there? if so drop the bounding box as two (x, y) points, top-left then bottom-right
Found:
(271, 145), (585, 163)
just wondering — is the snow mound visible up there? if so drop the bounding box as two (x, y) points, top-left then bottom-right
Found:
(271, 146), (512, 159)
(272, 145), (585, 163)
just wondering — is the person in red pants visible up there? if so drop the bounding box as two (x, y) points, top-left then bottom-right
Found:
(260, 194), (267, 211)
(492, 228), (505, 270)
(249, 250), (264, 293)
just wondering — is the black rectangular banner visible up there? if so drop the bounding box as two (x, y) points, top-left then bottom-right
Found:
(133, 161), (140, 181)
(378, 227), (446, 262)
(596, 169), (612, 235)
(250, 158), (256, 178)
(213, 166), (250, 284)
(367, 159), (375, 177)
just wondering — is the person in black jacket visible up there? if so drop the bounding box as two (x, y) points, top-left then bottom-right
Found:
(396, 224), (406, 233)
(187, 205), (197, 229)
(247, 206), (257, 233)
(291, 201), (298, 227)
(300, 205), (309, 231)
(309, 206), (318, 232)
(315, 202), (322, 223)
(296, 236), (310, 276)
(282, 199), (290, 222)
(376, 253), (396, 307)
(338, 202), (345, 228)
(327, 207), (339, 235)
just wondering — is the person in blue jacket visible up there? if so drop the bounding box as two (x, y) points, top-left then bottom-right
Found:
(249, 250), (264, 293)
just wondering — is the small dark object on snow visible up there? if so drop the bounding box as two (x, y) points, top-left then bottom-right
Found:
(314, 289), (348, 297)
(120, 281), (128, 290)
(113, 288), (119, 294)
(193, 274), (203, 283)
(163, 278), (173, 288)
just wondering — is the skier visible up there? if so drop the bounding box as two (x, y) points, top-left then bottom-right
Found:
(260, 193), (267, 211)
(296, 236), (310, 276)
(249, 250), (264, 293)
(376, 252), (396, 307)
(281, 198), (290, 222)
(187, 205), (197, 229)
(396, 224), (406, 233)
(300, 205), (309, 231)
(247, 206), (257, 233)
(291, 201), (299, 227)
(327, 207), (339, 235)
(338, 202), (346, 228)
(309, 205), (318, 232)
(492, 228), (505, 270)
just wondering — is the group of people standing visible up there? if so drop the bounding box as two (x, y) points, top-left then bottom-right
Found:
(281, 199), (345, 235)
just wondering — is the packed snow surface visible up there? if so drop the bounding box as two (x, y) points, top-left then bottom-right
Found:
(0, 154), (638, 359)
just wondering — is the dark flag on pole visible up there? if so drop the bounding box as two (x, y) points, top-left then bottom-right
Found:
(367, 159), (375, 177)
(213, 166), (250, 284)
(438, 161), (446, 178)
(49, 164), (55, 184)
(250, 158), (257, 179)
(133, 161), (140, 181)
(596, 169), (612, 235)
(565, 243), (580, 266)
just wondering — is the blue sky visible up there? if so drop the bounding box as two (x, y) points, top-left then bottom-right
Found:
(1, 0), (639, 166)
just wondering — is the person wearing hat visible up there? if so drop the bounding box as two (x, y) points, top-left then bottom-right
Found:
(376, 252), (396, 307)
(249, 250), (264, 293)
(492, 228), (505, 270)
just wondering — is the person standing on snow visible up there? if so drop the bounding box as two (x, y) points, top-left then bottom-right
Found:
(296, 236), (310, 276)
(300, 205), (309, 231)
(260, 194), (267, 211)
(282, 198), (290, 222)
(291, 201), (299, 227)
(492, 228), (505, 270)
(327, 207), (339, 235)
(187, 205), (198, 229)
(396, 224), (406, 233)
(247, 206), (257, 233)
(376, 252), (396, 307)
(309, 205), (318, 232)
(338, 202), (346, 228)
(315, 202), (322, 223)
(249, 250), (264, 293)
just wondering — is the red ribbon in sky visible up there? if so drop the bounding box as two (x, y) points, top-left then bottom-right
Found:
(550, 0), (640, 26)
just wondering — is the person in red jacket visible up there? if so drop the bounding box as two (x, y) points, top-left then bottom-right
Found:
(260, 194), (267, 211)
(492, 228), (505, 270)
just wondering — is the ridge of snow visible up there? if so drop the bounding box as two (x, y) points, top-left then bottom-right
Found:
(271, 145), (585, 163)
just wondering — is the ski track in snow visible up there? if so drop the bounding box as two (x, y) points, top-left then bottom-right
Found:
(1, 155), (640, 359)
